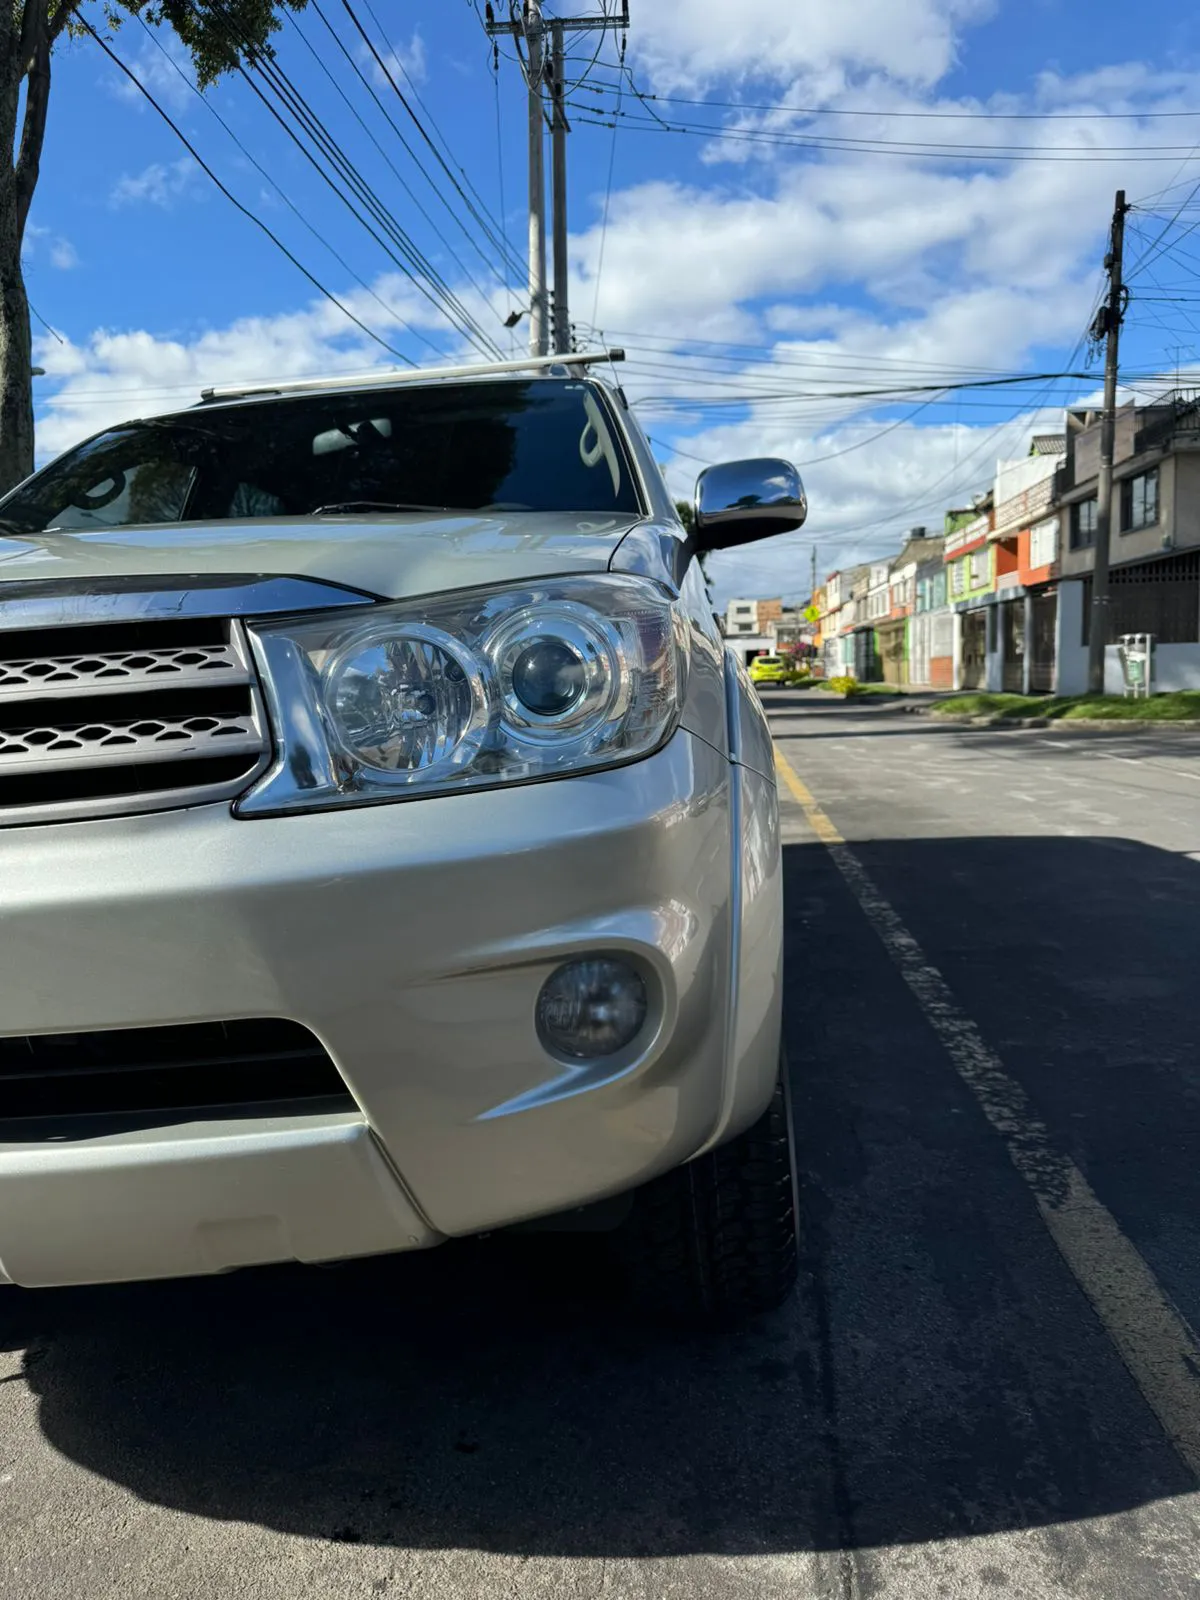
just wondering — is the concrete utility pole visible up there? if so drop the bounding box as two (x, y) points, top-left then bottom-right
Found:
(525, 2), (549, 357)
(486, 5), (630, 360)
(1086, 188), (1130, 696)
(549, 21), (571, 355)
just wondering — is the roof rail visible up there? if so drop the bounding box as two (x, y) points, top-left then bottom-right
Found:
(199, 348), (626, 404)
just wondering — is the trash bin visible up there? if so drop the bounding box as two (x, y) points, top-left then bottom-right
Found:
(1117, 633), (1155, 699)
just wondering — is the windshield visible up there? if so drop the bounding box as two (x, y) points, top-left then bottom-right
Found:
(0, 379), (641, 535)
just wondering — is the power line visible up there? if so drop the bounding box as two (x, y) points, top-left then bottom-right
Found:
(629, 370), (1106, 411)
(340, 0), (523, 287)
(573, 81), (1200, 123)
(362, 0), (522, 279)
(197, 0), (502, 356)
(283, 6), (514, 312)
(27, 299), (64, 343)
(79, 17), (414, 366)
(571, 104), (1200, 163)
(135, 15), (432, 355)
(591, 65), (622, 330)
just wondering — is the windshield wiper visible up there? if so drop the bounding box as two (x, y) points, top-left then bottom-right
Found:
(308, 500), (463, 516)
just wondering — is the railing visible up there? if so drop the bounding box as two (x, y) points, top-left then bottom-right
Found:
(1134, 392), (1200, 455)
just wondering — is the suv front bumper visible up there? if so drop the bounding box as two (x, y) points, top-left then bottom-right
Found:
(0, 730), (782, 1288)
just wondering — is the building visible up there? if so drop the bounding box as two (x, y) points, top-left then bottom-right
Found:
(880, 528), (944, 685)
(848, 565), (879, 680)
(987, 437), (1065, 692)
(722, 597), (787, 668)
(822, 568), (867, 676)
(910, 542), (952, 688)
(945, 498), (995, 689)
(1054, 395), (1200, 692)
(724, 597), (784, 637)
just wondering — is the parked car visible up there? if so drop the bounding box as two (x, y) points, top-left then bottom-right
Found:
(0, 354), (807, 1323)
(749, 653), (802, 689)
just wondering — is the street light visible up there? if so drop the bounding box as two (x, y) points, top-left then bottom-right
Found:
(30, 366), (45, 377)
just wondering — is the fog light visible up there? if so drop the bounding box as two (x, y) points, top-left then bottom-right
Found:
(536, 958), (648, 1060)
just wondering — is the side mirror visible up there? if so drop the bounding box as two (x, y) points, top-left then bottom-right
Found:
(693, 457), (807, 552)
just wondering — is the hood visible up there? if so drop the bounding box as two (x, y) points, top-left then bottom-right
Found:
(0, 511), (646, 602)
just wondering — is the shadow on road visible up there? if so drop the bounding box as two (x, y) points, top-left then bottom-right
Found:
(6, 833), (1197, 1557)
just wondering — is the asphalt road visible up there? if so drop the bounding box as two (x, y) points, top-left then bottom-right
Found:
(4, 693), (1200, 1598)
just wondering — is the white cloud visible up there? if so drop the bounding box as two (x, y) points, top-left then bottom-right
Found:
(360, 27), (426, 89)
(31, 273), (455, 462)
(21, 224), (78, 270)
(630, 0), (995, 90)
(110, 157), (202, 209)
(110, 35), (198, 113)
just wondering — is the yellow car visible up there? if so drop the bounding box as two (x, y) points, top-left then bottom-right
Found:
(748, 654), (800, 689)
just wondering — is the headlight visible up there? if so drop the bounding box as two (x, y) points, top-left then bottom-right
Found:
(238, 575), (685, 815)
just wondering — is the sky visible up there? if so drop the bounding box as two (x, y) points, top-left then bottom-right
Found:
(21, 0), (1200, 605)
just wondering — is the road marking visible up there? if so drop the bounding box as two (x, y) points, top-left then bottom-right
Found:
(774, 740), (1200, 1482)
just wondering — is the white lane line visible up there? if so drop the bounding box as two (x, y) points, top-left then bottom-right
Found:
(775, 742), (1200, 1483)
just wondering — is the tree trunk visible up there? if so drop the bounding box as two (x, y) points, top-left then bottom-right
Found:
(0, 2), (50, 498)
(0, 170), (35, 497)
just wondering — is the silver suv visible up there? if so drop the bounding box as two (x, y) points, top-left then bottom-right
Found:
(0, 354), (806, 1323)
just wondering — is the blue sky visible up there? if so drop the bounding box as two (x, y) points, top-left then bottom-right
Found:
(23, 0), (1200, 601)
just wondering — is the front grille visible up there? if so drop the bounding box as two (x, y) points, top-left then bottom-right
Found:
(0, 1019), (354, 1137)
(0, 617), (269, 824)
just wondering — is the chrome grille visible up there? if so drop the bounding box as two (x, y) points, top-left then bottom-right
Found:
(0, 640), (243, 700)
(0, 615), (269, 825)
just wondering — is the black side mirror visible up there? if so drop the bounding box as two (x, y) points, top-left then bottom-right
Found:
(693, 458), (807, 552)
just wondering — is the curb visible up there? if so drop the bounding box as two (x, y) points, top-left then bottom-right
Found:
(926, 713), (1200, 731)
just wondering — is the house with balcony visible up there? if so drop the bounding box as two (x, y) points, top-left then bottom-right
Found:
(987, 436), (1065, 691)
(944, 497), (995, 688)
(854, 562), (889, 680)
(823, 565), (868, 676)
(879, 528), (945, 685)
(910, 541), (952, 688)
(1053, 395), (1200, 692)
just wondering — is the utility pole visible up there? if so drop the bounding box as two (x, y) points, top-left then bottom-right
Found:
(487, 4), (630, 360)
(525, 3), (549, 357)
(1086, 188), (1129, 696)
(549, 21), (571, 355)
(811, 547), (817, 602)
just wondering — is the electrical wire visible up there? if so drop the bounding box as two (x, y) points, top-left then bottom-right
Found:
(566, 72), (1200, 123)
(363, 0), (522, 278)
(340, 0), (521, 286)
(574, 107), (1200, 163)
(27, 299), (65, 343)
(196, 0), (502, 357)
(284, 6), (515, 309)
(78, 17), (414, 365)
(135, 15), (434, 355)
(590, 58), (621, 331)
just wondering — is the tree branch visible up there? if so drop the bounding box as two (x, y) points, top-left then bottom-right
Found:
(14, 2), (51, 240)
(49, 0), (86, 45)
(17, 0), (44, 76)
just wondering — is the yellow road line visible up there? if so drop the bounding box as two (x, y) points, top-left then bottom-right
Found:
(775, 738), (1200, 1482)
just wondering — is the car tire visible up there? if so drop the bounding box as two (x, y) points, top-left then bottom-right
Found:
(613, 1066), (800, 1323)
